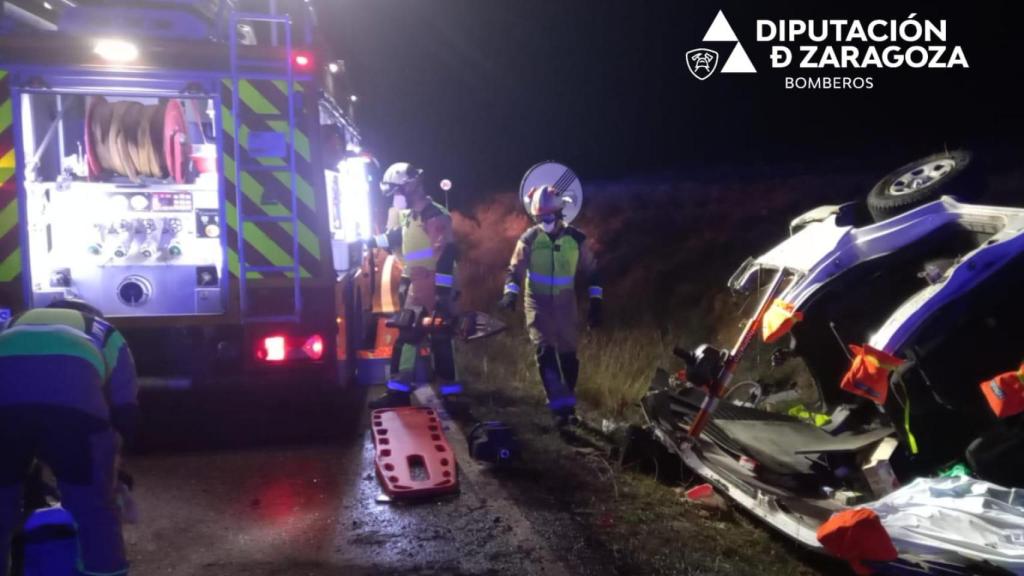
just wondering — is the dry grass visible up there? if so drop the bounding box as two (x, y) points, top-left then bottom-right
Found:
(452, 169), (879, 418)
(447, 170), (903, 576)
(449, 165), (1024, 575)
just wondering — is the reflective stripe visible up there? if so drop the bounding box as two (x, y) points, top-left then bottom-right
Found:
(387, 380), (412, 392)
(528, 272), (574, 286)
(0, 324), (106, 377)
(374, 233), (390, 249)
(588, 286), (603, 299)
(380, 255), (398, 313)
(504, 283), (520, 294)
(435, 273), (454, 288)
(403, 247), (434, 262)
(548, 395), (577, 411)
(440, 382), (463, 395)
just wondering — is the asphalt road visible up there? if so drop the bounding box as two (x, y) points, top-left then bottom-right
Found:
(124, 387), (573, 576)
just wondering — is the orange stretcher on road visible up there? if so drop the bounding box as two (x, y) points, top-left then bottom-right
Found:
(371, 407), (458, 499)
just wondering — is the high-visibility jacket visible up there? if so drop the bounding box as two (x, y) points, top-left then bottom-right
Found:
(0, 308), (138, 422)
(374, 198), (456, 311)
(505, 223), (601, 351)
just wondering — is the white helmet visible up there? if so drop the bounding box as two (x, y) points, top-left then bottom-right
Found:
(527, 185), (571, 219)
(380, 162), (423, 196)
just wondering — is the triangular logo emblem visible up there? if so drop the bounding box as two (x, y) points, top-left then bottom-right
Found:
(688, 10), (756, 78)
(703, 10), (738, 42)
(722, 42), (757, 74)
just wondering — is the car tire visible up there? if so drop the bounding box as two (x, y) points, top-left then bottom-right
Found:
(866, 150), (984, 222)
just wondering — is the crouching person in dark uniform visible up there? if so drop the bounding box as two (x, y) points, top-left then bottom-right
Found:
(0, 299), (138, 576)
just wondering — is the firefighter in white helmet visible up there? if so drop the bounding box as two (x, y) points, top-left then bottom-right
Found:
(368, 162), (461, 408)
(500, 185), (602, 428)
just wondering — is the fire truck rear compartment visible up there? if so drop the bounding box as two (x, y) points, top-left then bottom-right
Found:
(18, 90), (226, 317)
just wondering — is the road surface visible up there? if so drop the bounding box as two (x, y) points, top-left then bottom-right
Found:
(124, 387), (585, 576)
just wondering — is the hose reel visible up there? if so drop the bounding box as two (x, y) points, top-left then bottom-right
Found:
(85, 96), (191, 183)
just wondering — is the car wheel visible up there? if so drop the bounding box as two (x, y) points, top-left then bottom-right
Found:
(866, 150), (984, 222)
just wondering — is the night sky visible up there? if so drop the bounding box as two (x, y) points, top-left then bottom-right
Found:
(323, 1), (1021, 206)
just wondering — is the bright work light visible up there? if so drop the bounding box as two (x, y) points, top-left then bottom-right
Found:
(94, 39), (139, 63)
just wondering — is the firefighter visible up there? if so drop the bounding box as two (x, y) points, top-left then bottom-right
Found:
(500, 185), (602, 428)
(0, 299), (138, 576)
(368, 162), (460, 408)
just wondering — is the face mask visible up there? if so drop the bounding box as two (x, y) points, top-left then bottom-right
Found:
(392, 194), (407, 210)
(540, 221), (557, 233)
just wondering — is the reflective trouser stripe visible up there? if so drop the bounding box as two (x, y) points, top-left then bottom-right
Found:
(548, 395), (577, 411)
(435, 273), (454, 288)
(504, 283), (520, 294)
(439, 382), (463, 396)
(588, 286), (603, 298)
(387, 380), (412, 392)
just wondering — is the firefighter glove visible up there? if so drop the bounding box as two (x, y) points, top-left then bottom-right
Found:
(588, 298), (603, 329)
(499, 292), (517, 312)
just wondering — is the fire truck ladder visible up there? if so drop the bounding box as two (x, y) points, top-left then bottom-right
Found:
(229, 11), (303, 323)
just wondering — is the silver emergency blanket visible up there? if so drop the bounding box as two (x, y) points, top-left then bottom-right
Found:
(869, 476), (1024, 573)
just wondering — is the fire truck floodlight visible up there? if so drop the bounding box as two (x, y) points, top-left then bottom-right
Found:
(94, 39), (139, 63)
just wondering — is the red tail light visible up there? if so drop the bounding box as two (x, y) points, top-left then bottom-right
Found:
(293, 52), (312, 69)
(302, 334), (324, 360)
(258, 335), (287, 362)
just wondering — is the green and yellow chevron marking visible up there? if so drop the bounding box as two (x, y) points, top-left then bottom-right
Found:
(0, 247), (20, 282)
(272, 170), (314, 210)
(266, 119), (309, 162)
(272, 80), (304, 95)
(0, 197), (17, 239)
(237, 79), (280, 115)
(0, 69), (21, 286)
(222, 155), (319, 259)
(224, 109), (311, 165)
(221, 77), (323, 279)
(225, 199), (310, 278)
(0, 99), (11, 135)
(227, 246), (262, 279)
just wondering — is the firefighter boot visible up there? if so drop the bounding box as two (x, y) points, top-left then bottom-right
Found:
(438, 382), (471, 421)
(555, 351), (582, 430)
(537, 346), (577, 427)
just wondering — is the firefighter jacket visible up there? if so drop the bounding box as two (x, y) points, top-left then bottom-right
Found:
(0, 308), (138, 427)
(504, 223), (602, 351)
(375, 197), (456, 312)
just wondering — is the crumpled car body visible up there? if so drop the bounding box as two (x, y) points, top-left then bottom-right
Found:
(644, 196), (1024, 574)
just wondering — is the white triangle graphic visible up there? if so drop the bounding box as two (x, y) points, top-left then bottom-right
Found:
(702, 10), (737, 42)
(721, 42), (756, 73)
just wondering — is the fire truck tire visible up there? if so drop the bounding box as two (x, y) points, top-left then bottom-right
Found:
(867, 150), (985, 222)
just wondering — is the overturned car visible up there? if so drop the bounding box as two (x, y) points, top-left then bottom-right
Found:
(643, 151), (1024, 575)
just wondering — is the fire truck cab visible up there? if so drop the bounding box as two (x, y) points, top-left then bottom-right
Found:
(0, 0), (376, 392)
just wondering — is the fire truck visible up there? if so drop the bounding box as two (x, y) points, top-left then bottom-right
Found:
(0, 0), (379, 393)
